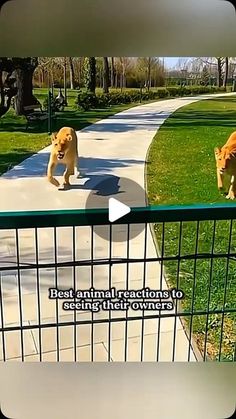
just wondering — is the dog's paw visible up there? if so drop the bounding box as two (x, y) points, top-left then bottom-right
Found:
(49, 177), (60, 187)
(58, 184), (70, 191)
(75, 171), (81, 178)
(226, 193), (235, 200)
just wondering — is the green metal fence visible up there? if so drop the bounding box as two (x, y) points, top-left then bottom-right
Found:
(0, 204), (235, 362)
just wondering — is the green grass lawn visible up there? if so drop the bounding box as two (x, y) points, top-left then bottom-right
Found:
(147, 97), (236, 361)
(0, 89), (139, 175)
(0, 86), (179, 175)
(0, 87), (227, 176)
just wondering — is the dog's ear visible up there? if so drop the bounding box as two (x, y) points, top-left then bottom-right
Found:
(66, 134), (72, 141)
(51, 132), (58, 142)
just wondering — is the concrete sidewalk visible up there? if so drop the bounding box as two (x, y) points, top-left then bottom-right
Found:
(0, 93), (233, 362)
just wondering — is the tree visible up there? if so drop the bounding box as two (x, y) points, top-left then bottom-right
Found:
(217, 57), (224, 87)
(103, 57), (110, 94)
(146, 57), (151, 90)
(201, 65), (210, 86)
(83, 57), (96, 93)
(224, 57), (229, 88)
(35, 57), (55, 88)
(95, 57), (103, 88)
(68, 57), (75, 90)
(0, 57), (39, 117)
(117, 57), (132, 90)
(75, 57), (84, 87)
(0, 57), (17, 117)
(195, 57), (232, 87)
(13, 57), (38, 115)
(35, 57), (84, 89)
(136, 57), (160, 88)
(63, 57), (67, 104)
(110, 57), (115, 88)
(152, 59), (165, 87)
(229, 58), (236, 79)
(175, 58), (190, 72)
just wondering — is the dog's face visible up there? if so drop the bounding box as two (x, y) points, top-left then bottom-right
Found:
(51, 132), (72, 160)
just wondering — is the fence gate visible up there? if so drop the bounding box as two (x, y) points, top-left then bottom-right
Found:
(0, 205), (235, 362)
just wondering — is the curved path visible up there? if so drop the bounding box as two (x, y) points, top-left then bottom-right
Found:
(0, 92), (234, 362)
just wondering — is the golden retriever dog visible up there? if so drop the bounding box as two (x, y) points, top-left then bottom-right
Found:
(214, 131), (236, 199)
(47, 127), (79, 190)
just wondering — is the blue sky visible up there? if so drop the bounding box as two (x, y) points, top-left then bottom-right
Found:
(161, 57), (192, 69)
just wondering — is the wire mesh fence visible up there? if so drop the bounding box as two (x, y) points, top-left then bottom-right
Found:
(0, 205), (235, 362)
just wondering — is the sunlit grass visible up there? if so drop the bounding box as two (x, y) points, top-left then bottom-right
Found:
(147, 97), (236, 360)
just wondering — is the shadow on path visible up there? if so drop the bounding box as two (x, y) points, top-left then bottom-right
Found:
(2, 152), (144, 179)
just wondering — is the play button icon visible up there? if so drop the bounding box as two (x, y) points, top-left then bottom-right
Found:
(109, 198), (131, 222)
(85, 175), (146, 242)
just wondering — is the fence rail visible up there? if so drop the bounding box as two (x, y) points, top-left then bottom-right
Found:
(2, 203), (236, 228)
(0, 204), (236, 362)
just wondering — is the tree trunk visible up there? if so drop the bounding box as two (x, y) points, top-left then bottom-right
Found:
(63, 57), (67, 105)
(77, 57), (83, 87)
(115, 69), (118, 88)
(41, 68), (44, 87)
(147, 57), (151, 91)
(121, 58), (126, 90)
(14, 57), (38, 115)
(123, 73), (126, 88)
(14, 67), (35, 115)
(84, 57), (96, 93)
(217, 57), (223, 87)
(0, 78), (16, 117)
(69, 57), (75, 89)
(110, 57), (115, 88)
(223, 57), (229, 88)
(103, 57), (109, 94)
(51, 69), (54, 87)
(99, 68), (102, 88)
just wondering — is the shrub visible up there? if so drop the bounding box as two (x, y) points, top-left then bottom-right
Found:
(157, 89), (169, 98)
(76, 91), (98, 110)
(97, 92), (133, 106)
(126, 90), (141, 102)
(166, 86), (226, 97)
(96, 93), (110, 108)
(75, 86), (227, 110)
(189, 86), (211, 95)
(109, 92), (132, 105)
(166, 87), (180, 97)
(218, 86), (227, 92)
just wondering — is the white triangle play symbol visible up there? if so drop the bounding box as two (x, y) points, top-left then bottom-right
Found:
(109, 198), (131, 222)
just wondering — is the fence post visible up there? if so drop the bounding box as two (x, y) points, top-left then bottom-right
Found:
(48, 90), (52, 135)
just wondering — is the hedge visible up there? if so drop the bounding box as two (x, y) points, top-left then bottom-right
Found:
(75, 86), (227, 110)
